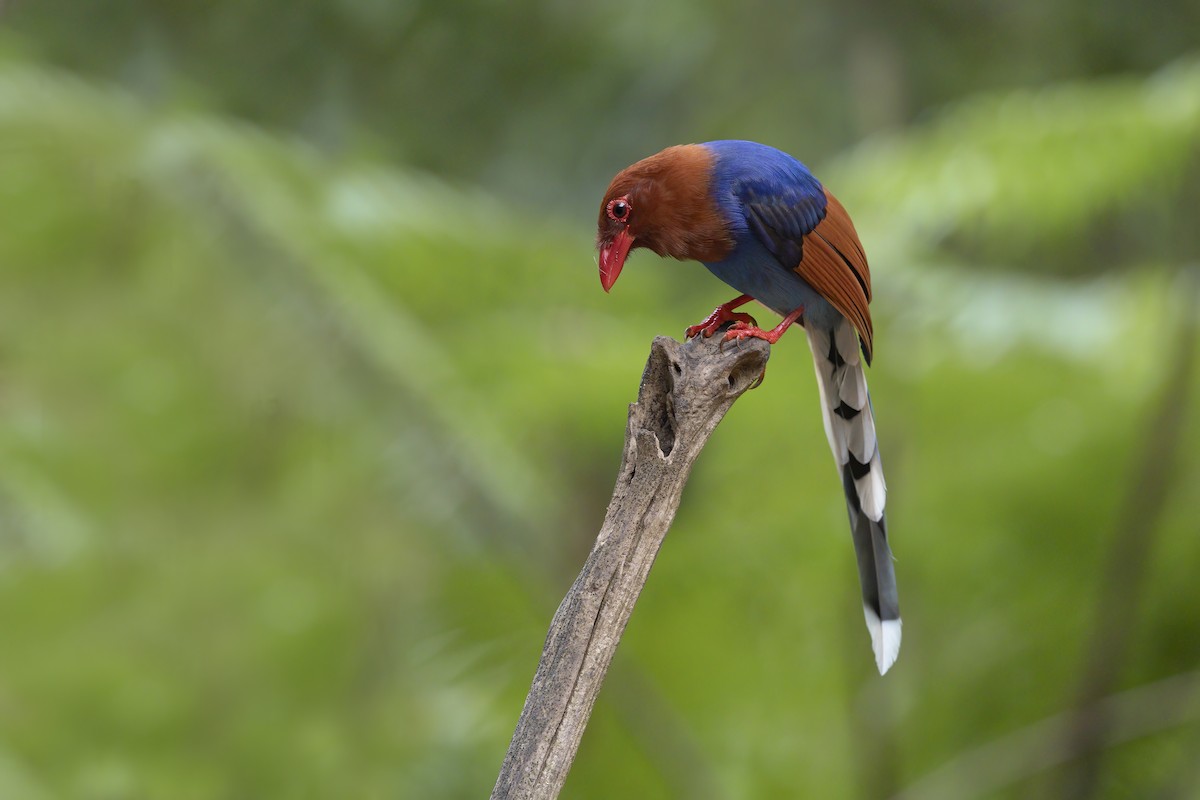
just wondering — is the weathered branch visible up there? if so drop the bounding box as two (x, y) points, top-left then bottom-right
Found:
(490, 333), (770, 800)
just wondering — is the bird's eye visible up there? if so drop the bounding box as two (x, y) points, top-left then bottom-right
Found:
(607, 197), (631, 222)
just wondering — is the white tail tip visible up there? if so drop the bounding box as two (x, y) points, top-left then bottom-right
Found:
(864, 607), (902, 675)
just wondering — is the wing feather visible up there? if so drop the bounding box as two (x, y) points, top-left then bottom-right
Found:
(739, 181), (875, 362)
(793, 190), (874, 362)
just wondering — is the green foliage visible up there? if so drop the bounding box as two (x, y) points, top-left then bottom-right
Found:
(831, 59), (1200, 275)
(0, 30), (1197, 800)
(8, 0), (1200, 210)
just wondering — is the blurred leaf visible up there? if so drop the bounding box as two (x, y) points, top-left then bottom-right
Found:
(832, 58), (1200, 275)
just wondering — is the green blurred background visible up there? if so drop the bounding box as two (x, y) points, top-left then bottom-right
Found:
(0, 2), (1198, 798)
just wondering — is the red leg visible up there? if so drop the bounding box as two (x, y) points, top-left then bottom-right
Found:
(685, 294), (758, 339)
(723, 305), (805, 345)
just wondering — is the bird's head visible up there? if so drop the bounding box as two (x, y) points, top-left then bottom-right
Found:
(596, 144), (734, 292)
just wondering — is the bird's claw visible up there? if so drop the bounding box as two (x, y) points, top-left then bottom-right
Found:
(719, 306), (804, 347)
(685, 309), (758, 339)
(721, 321), (778, 344)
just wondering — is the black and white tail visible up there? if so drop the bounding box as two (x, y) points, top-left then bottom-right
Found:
(806, 318), (900, 674)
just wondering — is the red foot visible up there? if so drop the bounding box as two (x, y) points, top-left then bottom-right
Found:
(685, 294), (756, 338)
(722, 306), (805, 345)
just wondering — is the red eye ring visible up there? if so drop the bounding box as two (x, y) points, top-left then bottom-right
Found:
(606, 197), (632, 223)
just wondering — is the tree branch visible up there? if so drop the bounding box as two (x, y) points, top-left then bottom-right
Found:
(490, 333), (770, 800)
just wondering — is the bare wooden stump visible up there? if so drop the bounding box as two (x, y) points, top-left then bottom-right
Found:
(490, 333), (771, 800)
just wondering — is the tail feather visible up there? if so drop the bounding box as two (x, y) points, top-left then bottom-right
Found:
(807, 320), (900, 674)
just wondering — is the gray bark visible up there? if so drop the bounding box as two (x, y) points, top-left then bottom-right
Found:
(490, 333), (770, 800)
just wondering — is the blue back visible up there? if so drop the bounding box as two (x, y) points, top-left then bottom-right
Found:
(704, 140), (826, 233)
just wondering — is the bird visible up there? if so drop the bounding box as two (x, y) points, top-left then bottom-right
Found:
(595, 140), (900, 674)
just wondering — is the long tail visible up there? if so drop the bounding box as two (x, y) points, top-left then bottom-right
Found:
(806, 319), (901, 674)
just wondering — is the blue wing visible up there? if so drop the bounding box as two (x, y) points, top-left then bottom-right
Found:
(704, 140), (828, 270)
